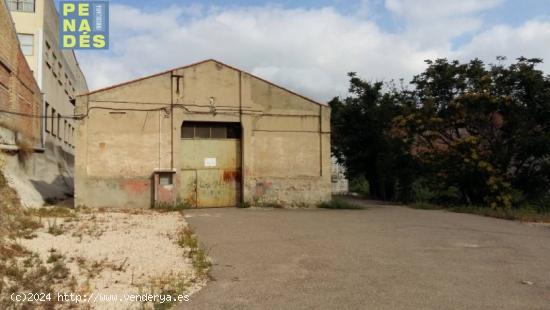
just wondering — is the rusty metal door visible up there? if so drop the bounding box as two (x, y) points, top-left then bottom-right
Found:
(180, 137), (241, 208)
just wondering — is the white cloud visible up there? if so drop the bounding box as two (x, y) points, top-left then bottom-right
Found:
(456, 19), (550, 70)
(385, 0), (503, 47)
(77, 1), (550, 102)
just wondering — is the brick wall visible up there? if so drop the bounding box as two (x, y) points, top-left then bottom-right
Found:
(0, 1), (42, 147)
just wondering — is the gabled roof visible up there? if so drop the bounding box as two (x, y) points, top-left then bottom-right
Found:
(79, 59), (325, 106)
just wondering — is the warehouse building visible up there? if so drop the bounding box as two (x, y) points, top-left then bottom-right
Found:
(75, 60), (331, 208)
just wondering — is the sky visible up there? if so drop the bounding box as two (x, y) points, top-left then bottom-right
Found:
(72, 0), (550, 102)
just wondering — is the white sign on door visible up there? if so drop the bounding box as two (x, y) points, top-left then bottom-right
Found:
(204, 157), (217, 167)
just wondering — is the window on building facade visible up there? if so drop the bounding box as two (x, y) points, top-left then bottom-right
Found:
(17, 34), (33, 55)
(64, 120), (68, 143)
(57, 114), (61, 140)
(7, 0), (35, 12)
(45, 102), (50, 133)
(159, 172), (173, 186)
(51, 109), (56, 136)
(181, 122), (241, 139)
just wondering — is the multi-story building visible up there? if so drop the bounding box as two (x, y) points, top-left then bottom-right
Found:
(0, 0), (41, 149)
(7, 0), (88, 154)
(2, 0), (88, 205)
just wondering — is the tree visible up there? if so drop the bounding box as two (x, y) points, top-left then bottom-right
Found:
(393, 58), (550, 208)
(330, 74), (416, 200)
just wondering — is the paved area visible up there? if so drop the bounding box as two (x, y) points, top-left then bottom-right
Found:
(181, 201), (550, 309)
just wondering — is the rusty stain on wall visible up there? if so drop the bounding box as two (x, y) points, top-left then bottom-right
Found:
(121, 179), (149, 194)
(223, 170), (240, 182)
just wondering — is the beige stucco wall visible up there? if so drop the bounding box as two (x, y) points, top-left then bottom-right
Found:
(75, 60), (331, 208)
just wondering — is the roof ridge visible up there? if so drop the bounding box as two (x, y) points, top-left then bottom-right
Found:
(79, 59), (325, 106)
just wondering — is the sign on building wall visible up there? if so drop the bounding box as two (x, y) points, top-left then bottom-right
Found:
(59, 1), (109, 49)
(204, 158), (217, 167)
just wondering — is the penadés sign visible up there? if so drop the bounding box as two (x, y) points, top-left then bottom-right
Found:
(59, 1), (109, 49)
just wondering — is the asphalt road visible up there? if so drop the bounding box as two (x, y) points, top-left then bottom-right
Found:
(180, 201), (550, 309)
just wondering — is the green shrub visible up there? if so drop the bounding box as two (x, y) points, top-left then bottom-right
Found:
(317, 199), (364, 210)
(410, 178), (460, 205)
(349, 175), (370, 197)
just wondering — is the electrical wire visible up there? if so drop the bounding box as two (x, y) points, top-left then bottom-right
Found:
(1, 103), (322, 120)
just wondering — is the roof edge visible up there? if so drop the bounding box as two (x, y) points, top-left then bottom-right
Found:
(79, 59), (326, 106)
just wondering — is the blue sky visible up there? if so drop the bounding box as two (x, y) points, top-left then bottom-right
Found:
(69, 0), (550, 101)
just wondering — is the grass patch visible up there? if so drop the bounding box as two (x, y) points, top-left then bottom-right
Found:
(46, 219), (66, 236)
(150, 226), (210, 309)
(256, 202), (284, 208)
(237, 202), (251, 208)
(409, 203), (550, 223)
(152, 200), (193, 212)
(29, 206), (75, 218)
(317, 199), (364, 210)
(447, 205), (550, 222)
(176, 226), (211, 277)
(0, 160), (76, 308)
(410, 202), (444, 210)
(0, 250), (74, 308)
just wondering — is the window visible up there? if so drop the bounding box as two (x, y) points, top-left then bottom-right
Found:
(68, 125), (72, 144)
(17, 34), (33, 55)
(57, 114), (61, 140)
(44, 41), (51, 66)
(7, 0), (35, 12)
(64, 120), (68, 143)
(181, 122), (241, 139)
(159, 173), (173, 186)
(45, 102), (50, 133)
(51, 109), (56, 136)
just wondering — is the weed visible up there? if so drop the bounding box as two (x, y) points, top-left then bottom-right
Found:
(149, 226), (210, 309)
(448, 205), (550, 222)
(257, 202), (284, 208)
(47, 219), (65, 236)
(408, 203), (550, 223)
(317, 199), (364, 210)
(177, 227), (199, 249)
(47, 250), (64, 264)
(0, 162), (73, 308)
(410, 202), (444, 210)
(176, 226), (211, 277)
(237, 201), (251, 208)
(0, 249), (70, 308)
(30, 206), (75, 218)
(146, 273), (191, 310)
(0, 243), (27, 259)
(291, 202), (310, 208)
(152, 200), (193, 212)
